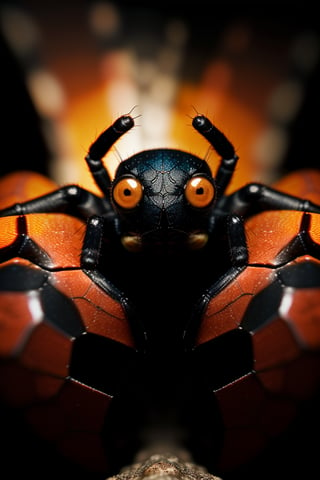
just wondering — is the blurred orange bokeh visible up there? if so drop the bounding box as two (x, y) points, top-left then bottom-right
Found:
(1, 1), (317, 194)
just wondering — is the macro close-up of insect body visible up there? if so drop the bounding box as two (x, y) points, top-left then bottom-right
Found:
(0, 112), (319, 480)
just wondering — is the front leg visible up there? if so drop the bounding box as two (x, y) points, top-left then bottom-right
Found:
(184, 214), (248, 349)
(0, 184), (111, 221)
(85, 114), (134, 195)
(81, 214), (147, 350)
(218, 182), (320, 217)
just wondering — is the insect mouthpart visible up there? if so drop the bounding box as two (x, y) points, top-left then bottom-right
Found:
(187, 232), (209, 250)
(121, 234), (143, 252)
(121, 230), (209, 253)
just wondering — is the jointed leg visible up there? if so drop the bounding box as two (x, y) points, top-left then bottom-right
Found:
(226, 215), (248, 267)
(219, 182), (320, 217)
(81, 215), (105, 270)
(192, 115), (239, 199)
(85, 114), (134, 195)
(184, 214), (248, 349)
(0, 185), (111, 221)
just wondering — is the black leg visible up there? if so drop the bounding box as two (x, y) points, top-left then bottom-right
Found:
(80, 214), (147, 351)
(80, 215), (105, 270)
(218, 182), (320, 217)
(0, 184), (111, 221)
(85, 114), (134, 195)
(192, 114), (239, 199)
(226, 215), (248, 267)
(183, 215), (248, 349)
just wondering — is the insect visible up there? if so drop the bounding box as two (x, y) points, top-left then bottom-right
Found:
(0, 113), (319, 479)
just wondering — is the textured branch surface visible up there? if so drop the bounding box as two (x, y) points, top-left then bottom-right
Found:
(106, 448), (222, 480)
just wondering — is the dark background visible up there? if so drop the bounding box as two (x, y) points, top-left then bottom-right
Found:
(1, 1), (320, 178)
(0, 2), (319, 480)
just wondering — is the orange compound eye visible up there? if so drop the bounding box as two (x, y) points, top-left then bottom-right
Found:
(185, 176), (215, 208)
(112, 177), (143, 209)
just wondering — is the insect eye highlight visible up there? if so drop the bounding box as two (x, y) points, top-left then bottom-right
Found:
(112, 177), (143, 209)
(185, 176), (215, 208)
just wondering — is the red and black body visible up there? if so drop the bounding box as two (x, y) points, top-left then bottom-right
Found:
(0, 114), (319, 479)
